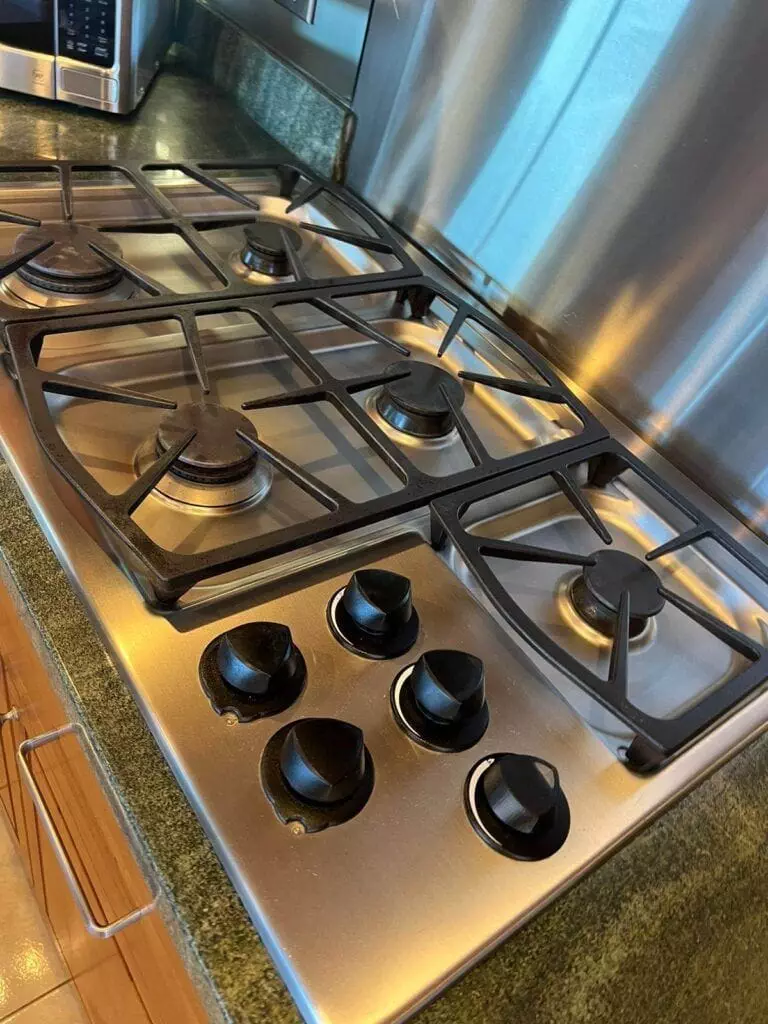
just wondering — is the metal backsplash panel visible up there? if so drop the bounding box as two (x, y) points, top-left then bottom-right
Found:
(347, 0), (768, 540)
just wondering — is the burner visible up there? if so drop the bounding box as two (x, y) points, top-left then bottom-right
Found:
(240, 223), (303, 277)
(376, 360), (465, 438)
(569, 549), (664, 639)
(14, 224), (125, 295)
(155, 403), (260, 485)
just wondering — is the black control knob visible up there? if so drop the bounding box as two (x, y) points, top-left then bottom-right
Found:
(328, 569), (419, 658)
(217, 623), (300, 695)
(261, 718), (375, 832)
(199, 622), (306, 722)
(280, 719), (366, 805)
(391, 650), (489, 752)
(465, 753), (570, 860)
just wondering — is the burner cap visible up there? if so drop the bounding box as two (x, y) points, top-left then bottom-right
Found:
(570, 549), (664, 638)
(14, 224), (124, 294)
(155, 403), (260, 484)
(241, 222), (303, 277)
(376, 359), (465, 438)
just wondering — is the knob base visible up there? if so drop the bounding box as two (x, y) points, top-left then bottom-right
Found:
(391, 663), (489, 753)
(327, 586), (420, 659)
(261, 720), (375, 832)
(200, 633), (306, 722)
(465, 754), (570, 860)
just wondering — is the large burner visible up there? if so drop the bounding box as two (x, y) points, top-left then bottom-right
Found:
(156, 403), (260, 485)
(240, 222), (303, 277)
(569, 549), (664, 639)
(14, 223), (125, 295)
(376, 359), (465, 438)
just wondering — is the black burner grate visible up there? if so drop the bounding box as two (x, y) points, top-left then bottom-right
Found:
(4, 276), (606, 605)
(0, 159), (420, 321)
(431, 437), (768, 769)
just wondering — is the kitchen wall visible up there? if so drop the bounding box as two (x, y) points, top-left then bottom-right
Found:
(198, 0), (372, 100)
(347, 0), (768, 539)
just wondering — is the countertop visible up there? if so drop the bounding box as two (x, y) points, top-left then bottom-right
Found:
(0, 70), (766, 1024)
(0, 67), (290, 163)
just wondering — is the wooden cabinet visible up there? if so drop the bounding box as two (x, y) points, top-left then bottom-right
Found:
(0, 577), (209, 1024)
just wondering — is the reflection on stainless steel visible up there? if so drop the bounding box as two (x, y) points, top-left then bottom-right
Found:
(349, 0), (768, 539)
(201, 0), (373, 100)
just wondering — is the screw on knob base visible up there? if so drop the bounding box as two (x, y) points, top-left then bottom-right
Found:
(261, 718), (375, 833)
(328, 569), (419, 659)
(465, 753), (570, 860)
(199, 622), (306, 722)
(391, 650), (489, 752)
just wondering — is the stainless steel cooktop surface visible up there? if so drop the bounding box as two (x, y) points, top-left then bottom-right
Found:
(1, 162), (767, 1024)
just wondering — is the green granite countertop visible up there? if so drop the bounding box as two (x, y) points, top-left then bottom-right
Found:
(0, 68), (766, 1024)
(0, 66), (291, 163)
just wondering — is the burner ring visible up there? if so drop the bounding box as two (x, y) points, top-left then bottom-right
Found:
(376, 360), (464, 438)
(240, 222), (303, 277)
(155, 403), (260, 485)
(569, 549), (664, 639)
(14, 224), (125, 295)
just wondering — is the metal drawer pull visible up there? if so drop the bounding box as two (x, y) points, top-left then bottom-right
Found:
(18, 722), (157, 939)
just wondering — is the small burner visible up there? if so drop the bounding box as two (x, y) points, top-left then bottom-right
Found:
(376, 360), (465, 438)
(14, 224), (124, 295)
(569, 549), (664, 639)
(240, 223), (303, 277)
(156, 403), (260, 485)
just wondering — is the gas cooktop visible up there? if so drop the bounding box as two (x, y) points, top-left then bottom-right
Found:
(0, 159), (766, 1024)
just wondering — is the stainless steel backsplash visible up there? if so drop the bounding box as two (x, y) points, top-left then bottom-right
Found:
(347, 0), (768, 539)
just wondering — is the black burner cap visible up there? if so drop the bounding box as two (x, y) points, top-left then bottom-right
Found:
(155, 403), (260, 485)
(376, 360), (465, 438)
(15, 223), (124, 295)
(570, 549), (664, 638)
(241, 222), (303, 277)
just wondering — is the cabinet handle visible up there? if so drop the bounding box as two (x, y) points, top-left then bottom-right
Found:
(18, 722), (158, 939)
(1, 707), (19, 724)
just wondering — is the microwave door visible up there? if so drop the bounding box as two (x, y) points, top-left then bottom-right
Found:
(0, 0), (56, 99)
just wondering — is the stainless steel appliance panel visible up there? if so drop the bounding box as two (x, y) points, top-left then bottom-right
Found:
(0, 40), (55, 98)
(348, 0), (768, 539)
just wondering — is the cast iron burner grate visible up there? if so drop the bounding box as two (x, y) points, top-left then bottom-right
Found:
(0, 159), (420, 320)
(4, 276), (606, 605)
(431, 437), (768, 770)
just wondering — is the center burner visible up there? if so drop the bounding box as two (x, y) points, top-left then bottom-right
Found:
(156, 403), (261, 484)
(240, 223), (303, 278)
(376, 359), (465, 438)
(144, 403), (272, 513)
(569, 549), (665, 639)
(15, 223), (125, 295)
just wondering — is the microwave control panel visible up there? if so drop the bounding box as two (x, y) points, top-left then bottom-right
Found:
(60, 0), (117, 68)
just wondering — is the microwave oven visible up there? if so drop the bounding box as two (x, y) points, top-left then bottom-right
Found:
(0, 1), (175, 114)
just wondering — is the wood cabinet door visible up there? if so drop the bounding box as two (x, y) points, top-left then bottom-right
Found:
(0, 577), (209, 1024)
